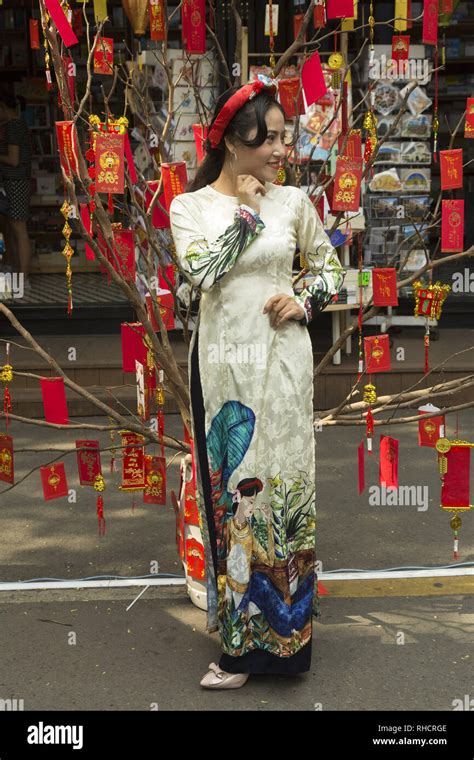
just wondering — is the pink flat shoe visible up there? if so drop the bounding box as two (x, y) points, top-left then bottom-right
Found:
(200, 662), (249, 689)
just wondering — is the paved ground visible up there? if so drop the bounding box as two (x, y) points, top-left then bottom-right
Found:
(0, 411), (473, 710)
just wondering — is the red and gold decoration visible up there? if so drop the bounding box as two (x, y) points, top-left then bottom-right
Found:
(313, 0), (326, 28)
(40, 462), (69, 501)
(95, 131), (125, 195)
(418, 404), (445, 448)
(364, 334), (391, 374)
(1, 344), (13, 429)
(465, 97), (474, 139)
(55, 121), (79, 177)
(392, 35), (410, 64)
(60, 199), (74, 314)
(160, 162), (188, 212)
(93, 473), (106, 535)
(87, 114), (128, 219)
(121, 322), (147, 373)
(40, 377), (69, 425)
(76, 440), (101, 485)
(379, 435), (399, 489)
(143, 454), (166, 504)
(332, 156), (362, 212)
(0, 433), (14, 484)
(439, 148), (463, 190)
(363, 335), (391, 454)
(150, 0), (166, 40)
(436, 437), (473, 558)
(278, 78), (305, 118)
(185, 537), (205, 581)
(441, 199), (464, 253)
(93, 36), (114, 75)
(413, 280), (450, 374)
(119, 431), (146, 491)
(363, 108), (377, 165)
(183, 0), (206, 54)
(372, 268), (399, 307)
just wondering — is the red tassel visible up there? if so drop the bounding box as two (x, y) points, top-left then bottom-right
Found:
(366, 406), (374, 455)
(3, 388), (11, 429)
(424, 331), (430, 374)
(67, 292), (73, 316)
(97, 495), (106, 535)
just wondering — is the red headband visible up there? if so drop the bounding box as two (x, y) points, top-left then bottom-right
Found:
(207, 78), (278, 149)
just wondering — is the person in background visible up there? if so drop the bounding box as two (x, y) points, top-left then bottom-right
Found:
(0, 91), (33, 289)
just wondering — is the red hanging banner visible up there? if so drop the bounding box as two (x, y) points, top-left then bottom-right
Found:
(326, 0), (354, 18)
(422, 0), (438, 46)
(150, 0), (166, 40)
(464, 97), (474, 139)
(379, 435), (399, 489)
(0, 433), (14, 484)
(40, 377), (69, 425)
(331, 156), (362, 212)
(293, 13), (306, 42)
(40, 462), (69, 501)
(372, 268), (399, 306)
(55, 121), (80, 177)
(76, 440), (102, 485)
(441, 199), (464, 253)
(143, 454), (166, 504)
(160, 162), (188, 212)
(439, 148), (463, 190)
(43, 0), (78, 47)
(183, 0), (206, 53)
(111, 227), (135, 280)
(119, 432), (146, 491)
(95, 132), (125, 194)
(29, 19), (40, 49)
(364, 334), (391, 373)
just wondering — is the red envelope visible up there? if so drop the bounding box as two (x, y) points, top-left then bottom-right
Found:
(143, 454), (166, 504)
(441, 199), (464, 253)
(326, 0), (354, 18)
(440, 148), (463, 190)
(422, 0), (438, 46)
(364, 334), (391, 373)
(0, 433), (14, 484)
(41, 462), (68, 500)
(372, 268), (399, 306)
(379, 435), (399, 489)
(301, 51), (327, 108)
(40, 377), (69, 425)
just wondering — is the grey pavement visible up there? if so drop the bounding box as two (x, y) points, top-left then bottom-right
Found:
(0, 411), (473, 710)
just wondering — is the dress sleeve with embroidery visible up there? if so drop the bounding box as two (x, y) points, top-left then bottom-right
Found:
(291, 191), (347, 326)
(169, 195), (265, 293)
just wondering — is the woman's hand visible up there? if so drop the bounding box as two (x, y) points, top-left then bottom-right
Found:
(263, 294), (305, 328)
(236, 174), (267, 215)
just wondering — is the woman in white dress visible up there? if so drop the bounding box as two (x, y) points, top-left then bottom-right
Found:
(169, 75), (346, 689)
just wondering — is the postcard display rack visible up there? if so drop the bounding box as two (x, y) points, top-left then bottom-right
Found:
(361, 43), (438, 332)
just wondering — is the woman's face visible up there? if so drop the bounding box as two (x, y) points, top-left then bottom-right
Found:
(231, 106), (289, 184)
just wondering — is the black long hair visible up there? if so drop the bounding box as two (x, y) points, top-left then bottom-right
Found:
(187, 86), (294, 192)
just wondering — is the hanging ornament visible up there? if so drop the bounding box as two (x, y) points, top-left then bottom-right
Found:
(363, 383), (377, 454)
(0, 432), (14, 484)
(122, 0), (149, 35)
(94, 473), (106, 535)
(60, 200), (74, 314)
(432, 44), (440, 161)
(0, 343), (13, 429)
(363, 108), (377, 164)
(413, 280), (450, 374)
(436, 437), (473, 559)
(328, 51), (344, 90)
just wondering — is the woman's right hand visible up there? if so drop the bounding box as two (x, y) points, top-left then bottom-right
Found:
(236, 174), (267, 215)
